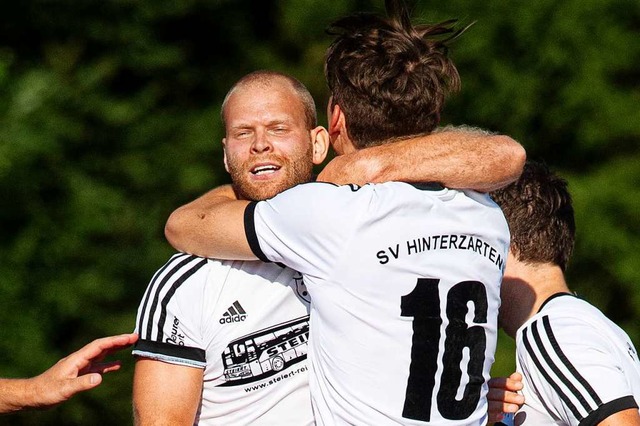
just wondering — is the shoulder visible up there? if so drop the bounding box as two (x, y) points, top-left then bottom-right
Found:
(265, 181), (370, 204)
(144, 253), (211, 294)
(252, 181), (379, 227)
(518, 296), (604, 345)
(516, 295), (640, 426)
(137, 254), (245, 317)
(516, 295), (627, 376)
(525, 294), (613, 333)
(222, 260), (297, 286)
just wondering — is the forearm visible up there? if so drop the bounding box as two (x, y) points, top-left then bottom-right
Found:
(318, 126), (526, 191)
(371, 129), (524, 190)
(165, 184), (254, 259)
(0, 378), (36, 414)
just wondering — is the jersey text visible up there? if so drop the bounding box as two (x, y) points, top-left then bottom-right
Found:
(376, 234), (504, 269)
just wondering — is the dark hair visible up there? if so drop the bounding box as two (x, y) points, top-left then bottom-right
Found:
(324, 0), (463, 148)
(491, 162), (576, 271)
(221, 70), (317, 130)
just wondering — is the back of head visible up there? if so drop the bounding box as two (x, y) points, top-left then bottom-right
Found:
(324, 0), (462, 148)
(490, 162), (576, 271)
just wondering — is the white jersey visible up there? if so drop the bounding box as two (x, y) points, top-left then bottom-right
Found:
(133, 253), (313, 425)
(514, 293), (640, 426)
(244, 181), (510, 425)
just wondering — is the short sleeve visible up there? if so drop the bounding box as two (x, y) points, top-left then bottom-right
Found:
(244, 182), (368, 278)
(517, 314), (638, 425)
(132, 253), (209, 368)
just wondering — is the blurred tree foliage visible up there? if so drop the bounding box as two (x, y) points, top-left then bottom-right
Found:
(0, 0), (637, 424)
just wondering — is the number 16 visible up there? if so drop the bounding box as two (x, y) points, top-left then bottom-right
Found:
(401, 278), (488, 422)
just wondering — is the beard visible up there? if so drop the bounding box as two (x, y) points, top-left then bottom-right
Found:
(226, 144), (315, 201)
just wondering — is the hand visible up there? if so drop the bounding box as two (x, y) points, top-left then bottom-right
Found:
(487, 372), (525, 424)
(28, 333), (138, 408)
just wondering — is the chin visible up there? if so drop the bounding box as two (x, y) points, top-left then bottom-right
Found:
(239, 170), (310, 201)
(243, 181), (287, 201)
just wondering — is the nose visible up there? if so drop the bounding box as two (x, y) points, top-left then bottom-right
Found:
(251, 130), (273, 153)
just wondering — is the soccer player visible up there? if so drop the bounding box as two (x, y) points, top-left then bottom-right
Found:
(164, 2), (512, 424)
(491, 161), (640, 425)
(0, 333), (137, 414)
(131, 71), (327, 425)
(133, 69), (523, 424)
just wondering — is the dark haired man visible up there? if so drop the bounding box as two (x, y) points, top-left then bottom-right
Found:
(491, 162), (640, 425)
(164, 2), (518, 424)
(323, 0), (462, 150)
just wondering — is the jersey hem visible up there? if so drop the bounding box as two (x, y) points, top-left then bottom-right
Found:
(580, 395), (639, 426)
(132, 350), (206, 368)
(244, 202), (270, 262)
(133, 339), (206, 365)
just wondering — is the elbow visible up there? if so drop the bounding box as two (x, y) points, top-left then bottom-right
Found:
(503, 136), (527, 183)
(164, 209), (188, 253)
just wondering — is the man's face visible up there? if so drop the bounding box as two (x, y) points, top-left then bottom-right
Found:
(223, 81), (315, 201)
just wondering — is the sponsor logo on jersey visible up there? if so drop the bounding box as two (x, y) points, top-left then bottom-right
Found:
(166, 316), (185, 345)
(219, 316), (309, 386)
(219, 301), (247, 324)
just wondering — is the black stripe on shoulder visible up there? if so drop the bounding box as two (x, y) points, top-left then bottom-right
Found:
(530, 318), (597, 416)
(137, 253), (193, 338)
(522, 326), (584, 420)
(155, 258), (208, 341)
(542, 316), (602, 407)
(133, 339), (206, 363)
(244, 201), (270, 263)
(580, 396), (639, 426)
(142, 255), (205, 340)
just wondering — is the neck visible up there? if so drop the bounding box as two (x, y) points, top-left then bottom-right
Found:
(332, 134), (357, 156)
(499, 259), (570, 338)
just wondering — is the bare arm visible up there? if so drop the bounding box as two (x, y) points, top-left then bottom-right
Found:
(165, 184), (255, 259)
(133, 358), (203, 426)
(487, 372), (524, 424)
(0, 333), (138, 414)
(317, 126), (526, 191)
(165, 128), (525, 257)
(597, 408), (640, 425)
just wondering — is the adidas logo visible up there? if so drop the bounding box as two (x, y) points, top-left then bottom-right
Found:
(219, 301), (248, 324)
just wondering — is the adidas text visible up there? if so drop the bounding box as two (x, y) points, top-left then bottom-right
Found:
(220, 314), (247, 324)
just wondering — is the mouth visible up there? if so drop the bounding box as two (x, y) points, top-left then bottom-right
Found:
(250, 163), (281, 176)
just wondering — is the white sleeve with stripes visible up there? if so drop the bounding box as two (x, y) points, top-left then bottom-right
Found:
(517, 314), (637, 425)
(132, 253), (210, 369)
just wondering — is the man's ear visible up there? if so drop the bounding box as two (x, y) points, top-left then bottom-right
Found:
(222, 138), (230, 173)
(328, 104), (356, 155)
(310, 126), (330, 165)
(328, 103), (345, 141)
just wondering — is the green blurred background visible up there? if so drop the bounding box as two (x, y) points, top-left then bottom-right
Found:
(0, 0), (638, 424)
